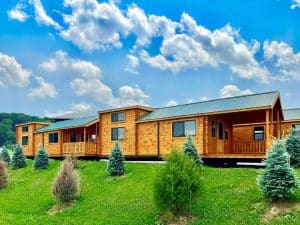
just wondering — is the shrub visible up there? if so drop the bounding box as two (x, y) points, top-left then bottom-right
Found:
(285, 129), (300, 167)
(11, 145), (26, 170)
(154, 148), (201, 213)
(107, 142), (125, 176)
(183, 135), (203, 166)
(0, 160), (8, 189)
(258, 140), (299, 200)
(34, 146), (49, 170)
(53, 159), (79, 203)
(66, 154), (79, 169)
(0, 146), (11, 164)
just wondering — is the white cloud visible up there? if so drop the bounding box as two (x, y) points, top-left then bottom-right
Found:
(200, 96), (210, 101)
(71, 102), (94, 112)
(7, 3), (28, 22)
(220, 85), (253, 98)
(263, 41), (300, 80)
(291, 0), (300, 9)
(39, 50), (101, 78)
(0, 52), (31, 87)
(29, 0), (61, 30)
(166, 100), (177, 107)
(119, 85), (149, 99)
(187, 99), (194, 103)
(28, 76), (57, 98)
(125, 54), (140, 74)
(44, 110), (73, 118)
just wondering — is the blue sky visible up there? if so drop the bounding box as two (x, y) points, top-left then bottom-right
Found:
(1, 0), (300, 117)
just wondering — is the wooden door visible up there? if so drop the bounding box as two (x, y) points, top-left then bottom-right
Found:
(217, 121), (225, 154)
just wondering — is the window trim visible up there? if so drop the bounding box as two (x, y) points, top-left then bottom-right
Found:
(22, 125), (29, 132)
(22, 136), (28, 145)
(253, 126), (264, 141)
(111, 127), (125, 141)
(211, 120), (216, 138)
(111, 112), (125, 123)
(49, 132), (59, 144)
(172, 120), (196, 138)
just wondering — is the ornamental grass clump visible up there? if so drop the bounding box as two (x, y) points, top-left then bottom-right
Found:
(52, 158), (80, 203)
(258, 140), (299, 200)
(107, 142), (125, 176)
(34, 146), (49, 170)
(0, 160), (8, 189)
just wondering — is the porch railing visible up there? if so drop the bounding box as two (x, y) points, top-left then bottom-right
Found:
(63, 142), (97, 155)
(232, 141), (265, 154)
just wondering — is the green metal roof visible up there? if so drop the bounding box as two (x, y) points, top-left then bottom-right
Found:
(283, 108), (300, 121)
(139, 91), (279, 122)
(36, 116), (98, 132)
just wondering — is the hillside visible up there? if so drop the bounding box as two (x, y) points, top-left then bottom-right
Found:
(1, 160), (300, 225)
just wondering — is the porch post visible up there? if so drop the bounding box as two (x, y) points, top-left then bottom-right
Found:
(265, 109), (270, 151)
(95, 122), (98, 155)
(270, 109), (273, 138)
(277, 109), (280, 139)
(60, 130), (63, 155)
(84, 127), (87, 154)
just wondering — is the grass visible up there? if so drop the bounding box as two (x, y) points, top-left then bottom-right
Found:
(1, 160), (300, 225)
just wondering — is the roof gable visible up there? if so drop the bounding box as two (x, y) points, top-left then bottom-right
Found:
(283, 108), (300, 121)
(139, 91), (279, 122)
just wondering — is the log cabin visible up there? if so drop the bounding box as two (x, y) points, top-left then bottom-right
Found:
(15, 91), (300, 160)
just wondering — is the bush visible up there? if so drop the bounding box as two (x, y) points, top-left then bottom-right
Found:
(258, 140), (299, 200)
(183, 135), (203, 166)
(285, 129), (300, 167)
(52, 159), (80, 203)
(0, 146), (11, 164)
(154, 148), (201, 213)
(107, 142), (125, 176)
(0, 160), (8, 189)
(11, 145), (26, 170)
(34, 146), (49, 170)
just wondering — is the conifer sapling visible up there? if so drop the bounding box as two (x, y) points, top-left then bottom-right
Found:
(11, 145), (26, 170)
(107, 142), (125, 176)
(34, 146), (49, 170)
(285, 129), (300, 167)
(183, 135), (203, 166)
(0, 146), (10, 164)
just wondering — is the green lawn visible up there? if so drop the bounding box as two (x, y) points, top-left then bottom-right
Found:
(1, 160), (300, 225)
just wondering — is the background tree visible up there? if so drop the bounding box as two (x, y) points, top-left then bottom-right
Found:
(0, 160), (8, 189)
(53, 158), (79, 203)
(107, 142), (125, 176)
(0, 146), (11, 163)
(0, 119), (15, 146)
(34, 146), (49, 170)
(154, 148), (201, 213)
(183, 135), (203, 166)
(285, 129), (300, 167)
(11, 145), (26, 169)
(258, 140), (299, 200)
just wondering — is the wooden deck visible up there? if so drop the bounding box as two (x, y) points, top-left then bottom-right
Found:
(202, 153), (266, 159)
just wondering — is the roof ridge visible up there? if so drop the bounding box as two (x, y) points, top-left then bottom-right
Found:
(158, 90), (279, 110)
(284, 108), (300, 111)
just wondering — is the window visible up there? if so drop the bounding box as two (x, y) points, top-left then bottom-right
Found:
(292, 124), (300, 132)
(22, 136), (28, 145)
(70, 132), (77, 142)
(111, 112), (125, 122)
(22, 126), (28, 132)
(111, 127), (125, 141)
(211, 121), (216, 137)
(49, 132), (58, 143)
(225, 129), (229, 140)
(172, 120), (196, 137)
(218, 122), (224, 139)
(81, 133), (84, 142)
(254, 126), (264, 141)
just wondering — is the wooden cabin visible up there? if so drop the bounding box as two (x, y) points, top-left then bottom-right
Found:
(15, 91), (299, 160)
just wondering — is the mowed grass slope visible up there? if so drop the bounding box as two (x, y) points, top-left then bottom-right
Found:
(1, 160), (300, 225)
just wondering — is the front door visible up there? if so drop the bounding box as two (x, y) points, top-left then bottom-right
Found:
(217, 121), (224, 154)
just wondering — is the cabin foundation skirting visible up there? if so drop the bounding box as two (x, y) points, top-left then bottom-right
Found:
(15, 92), (300, 160)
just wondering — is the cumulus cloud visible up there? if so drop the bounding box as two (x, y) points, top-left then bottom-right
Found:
(166, 100), (177, 107)
(40, 50), (149, 107)
(220, 85), (253, 98)
(263, 41), (300, 80)
(29, 0), (61, 30)
(7, 3), (28, 22)
(71, 102), (94, 112)
(200, 96), (210, 101)
(44, 110), (73, 118)
(125, 54), (140, 74)
(291, 0), (300, 9)
(0, 52), (31, 87)
(28, 76), (58, 98)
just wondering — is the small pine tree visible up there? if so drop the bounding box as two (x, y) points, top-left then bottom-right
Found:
(107, 142), (125, 176)
(258, 140), (299, 200)
(0, 146), (11, 164)
(53, 159), (79, 203)
(11, 145), (26, 170)
(285, 129), (300, 167)
(34, 146), (49, 170)
(0, 160), (8, 189)
(183, 135), (203, 166)
(154, 148), (201, 213)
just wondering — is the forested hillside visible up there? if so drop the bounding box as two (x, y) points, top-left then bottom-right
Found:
(0, 113), (50, 146)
